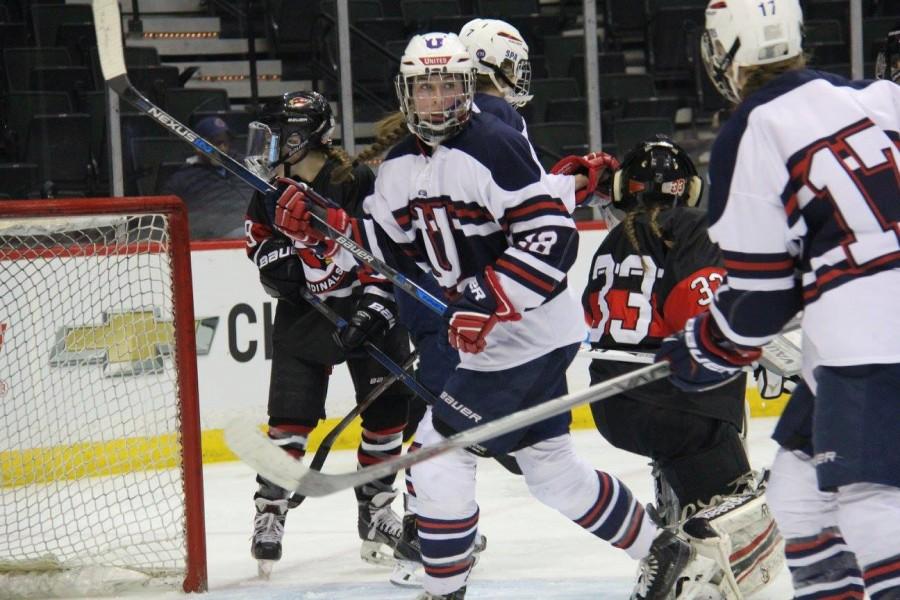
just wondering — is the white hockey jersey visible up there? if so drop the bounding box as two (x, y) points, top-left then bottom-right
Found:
(334, 111), (586, 371)
(705, 70), (900, 382)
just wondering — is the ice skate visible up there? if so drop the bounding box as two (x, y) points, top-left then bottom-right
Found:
(389, 513), (488, 588)
(358, 485), (404, 566)
(251, 497), (288, 579)
(630, 529), (693, 600)
(414, 586), (466, 599)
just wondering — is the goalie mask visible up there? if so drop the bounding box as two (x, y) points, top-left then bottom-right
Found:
(396, 32), (476, 147)
(459, 18), (533, 107)
(612, 135), (703, 211)
(245, 91), (335, 178)
(875, 29), (900, 83)
(701, 0), (804, 103)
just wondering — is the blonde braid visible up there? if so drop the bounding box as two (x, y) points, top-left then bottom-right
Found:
(324, 145), (356, 184)
(353, 111), (409, 166)
(648, 205), (674, 249)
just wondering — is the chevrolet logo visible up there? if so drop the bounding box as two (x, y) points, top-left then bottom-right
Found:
(49, 310), (218, 377)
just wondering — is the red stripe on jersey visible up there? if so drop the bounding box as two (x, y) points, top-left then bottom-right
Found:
(724, 258), (794, 271)
(505, 200), (567, 220)
(495, 258), (555, 292)
(662, 266), (725, 332)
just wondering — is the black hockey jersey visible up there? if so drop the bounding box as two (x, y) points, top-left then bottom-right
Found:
(582, 207), (745, 424)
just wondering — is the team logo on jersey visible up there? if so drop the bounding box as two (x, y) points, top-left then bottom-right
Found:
(425, 37), (444, 49)
(49, 310), (218, 377)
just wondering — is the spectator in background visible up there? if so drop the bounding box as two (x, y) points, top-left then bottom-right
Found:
(160, 116), (254, 239)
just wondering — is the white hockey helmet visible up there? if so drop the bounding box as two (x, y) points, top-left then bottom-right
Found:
(395, 32), (475, 146)
(459, 18), (533, 107)
(701, 0), (804, 103)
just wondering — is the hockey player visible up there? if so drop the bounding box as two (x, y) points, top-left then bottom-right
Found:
(582, 136), (784, 598)
(272, 32), (693, 600)
(657, 0), (900, 598)
(243, 91), (414, 577)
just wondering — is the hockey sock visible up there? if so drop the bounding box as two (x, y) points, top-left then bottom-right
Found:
(256, 423), (312, 499)
(417, 508), (479, 595)
(576, 471), (657, 560)
(357, 426), (404, 488)
(863, 553), (900, 599)
(785, 527), (864, 599)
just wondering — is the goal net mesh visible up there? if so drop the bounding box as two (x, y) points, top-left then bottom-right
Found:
(0, 212), (193, 595)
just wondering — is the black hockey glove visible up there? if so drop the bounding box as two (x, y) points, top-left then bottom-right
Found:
(254, 236), (304, 301)
(334, 294), (397, 352)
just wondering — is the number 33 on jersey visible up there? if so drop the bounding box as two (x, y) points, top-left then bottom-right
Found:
(581, 209), (726, 350)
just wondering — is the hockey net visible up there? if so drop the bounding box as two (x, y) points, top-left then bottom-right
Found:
(0, 197), (206, 597)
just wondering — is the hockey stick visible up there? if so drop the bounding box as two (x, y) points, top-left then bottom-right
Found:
(298, 286), (523, 475)
(287, 350), (419, 508)
(224, 361), (670, 497)
(91, 0), (445, 317)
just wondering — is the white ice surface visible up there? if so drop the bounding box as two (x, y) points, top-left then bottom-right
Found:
(62, 419), (794, 600)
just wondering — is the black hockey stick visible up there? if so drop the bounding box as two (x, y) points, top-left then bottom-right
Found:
(225, 362), (671, 497)
(287, 350), (419, 509)
(91, 0), (446, 318)
(297, 287), (522, 475)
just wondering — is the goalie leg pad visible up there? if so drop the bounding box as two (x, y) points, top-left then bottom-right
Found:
(682, 479), (785, 598)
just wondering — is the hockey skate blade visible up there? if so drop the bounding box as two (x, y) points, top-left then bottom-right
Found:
(224, 419), (308, 492)
(257, 559), (275, 580)
(390, 560), (423, 588)
(360, 541), (398, 567)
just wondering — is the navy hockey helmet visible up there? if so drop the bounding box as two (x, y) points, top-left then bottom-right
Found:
(875, 28), (900, 83)
(245, 91), (335, 176)
(612, 135), (703, 211)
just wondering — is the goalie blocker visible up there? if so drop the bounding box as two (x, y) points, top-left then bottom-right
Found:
(678, 474), (785, 599)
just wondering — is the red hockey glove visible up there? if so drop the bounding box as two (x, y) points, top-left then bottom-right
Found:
(656, 312), (761, 392)
(550, 151), (620, 207)
(447, 266), (521, 354)
(273, 177), (349, 257)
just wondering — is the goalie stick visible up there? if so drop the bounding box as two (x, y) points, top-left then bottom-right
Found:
(90, 0), (445, 317)
(224, 362), (670, 497)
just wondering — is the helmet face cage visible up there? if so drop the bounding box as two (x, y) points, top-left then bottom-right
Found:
(618, 138), (700, 210)
(701, 29), (742, 104)
(396, 33), (476, 146)
(461, 19), (533, 107)
(875, 29), (900, 83)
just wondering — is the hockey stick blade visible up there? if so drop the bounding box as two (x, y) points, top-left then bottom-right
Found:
(224, 362), (669, 497)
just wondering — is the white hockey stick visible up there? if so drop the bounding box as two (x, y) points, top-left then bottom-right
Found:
(224, 362), (670, 497)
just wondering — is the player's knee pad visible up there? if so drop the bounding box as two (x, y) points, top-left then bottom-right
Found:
(516, 435), (595, 514)
(681, 473), (785, 598)
(659, 423), (751, 511)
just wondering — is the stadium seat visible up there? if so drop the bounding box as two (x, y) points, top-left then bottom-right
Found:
(598, 73), (657, 113)
(29, 65), (95, 105)
(0, 23), (28, 51)
(567, 52), (627, 86)
(624, 96), (680, 121)
(476, 0), (539, 16)
(54, 22), (96, 66)
(647, 6), (704, 85)
(126, 65), (181, 105)
(353, 17), (407, 43)
(524, 77), (579, 124)
(129, 136), (194, 197)
(605, 0), (648, 47)
(545, 97), (587, 124)
(542, 35), (587, 78)
(528, 121), (588, 168)
(164, 87), (230, 123)
(863, 17), (897, 61)
(613, 117), (674, 155)
(320, 0), (384, 21)
(24, 113), (93, 191)
(30, 3), (93, 46)
(3, 46), (71, 92)
(2, 91), (71, 160)
(806, 41), (849, 66)
(400, 0), (461, 28)
(0, 162), (39, 198)
(804, 19), (844, 44)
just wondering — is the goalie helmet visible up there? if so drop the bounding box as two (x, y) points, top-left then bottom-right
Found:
(701, 0), (804, 103)
(875, 29), (900, 83)
(245, 91), (335, 178)
(395, 32), (475, 147)
(612, 135), (704, 211)
(459, 18), (533, 107)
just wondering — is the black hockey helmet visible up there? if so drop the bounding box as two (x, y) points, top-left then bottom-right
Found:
(245, 91), (335, 176)
(611, 135), (703, 211)
(875, 28), (900, 83)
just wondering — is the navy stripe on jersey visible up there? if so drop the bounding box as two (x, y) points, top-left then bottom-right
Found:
(707, 69), (882, 228)
(721, 249), (796, 280)
(786, 528), (864, 599)
(864, 552), (900, 598)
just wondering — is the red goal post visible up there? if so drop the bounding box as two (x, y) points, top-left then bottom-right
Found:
(0, 197), (206, 595)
